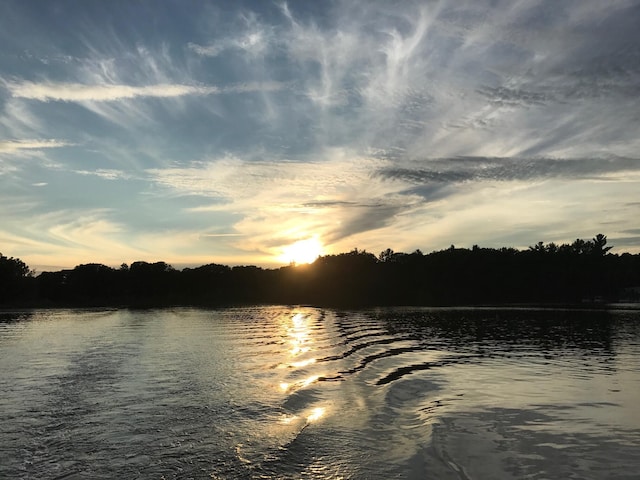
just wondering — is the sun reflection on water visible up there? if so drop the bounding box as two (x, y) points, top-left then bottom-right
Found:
(274, 311), (329, 433)
(280, 414), (298, 425)
(292, 312), (305, 327)
(290, 357), (317, 368)
(301, 374), (320, 387)
(279, 374), (321, 393)
(306, 407), (325, 422)
(288, 312), (313, 356)
(278, 405), (326, 425)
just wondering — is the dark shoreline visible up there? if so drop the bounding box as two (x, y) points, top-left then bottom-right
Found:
(3, 234), (640, 309)
(2, 302), (639, 316)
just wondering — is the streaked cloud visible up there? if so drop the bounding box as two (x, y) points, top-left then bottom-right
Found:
(73, 169), (130, 180)
(377, 156), (640, 186)
(0, 139), (70, 153)
(188, 34), (271, 58)
(5, 80), (283, 102)
(188, 9), (274, 58)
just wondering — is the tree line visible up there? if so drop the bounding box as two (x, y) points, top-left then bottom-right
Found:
(1, 234), (639, 308)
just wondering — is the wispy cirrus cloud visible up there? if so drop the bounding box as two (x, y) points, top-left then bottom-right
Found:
(73, 168), (130, 180)
(0, 139), (70, 153)
(147, 152), (384, 202)
(4, 80), (283, 102)
(188, 33), (271, 58)
(188, 9), (274, 58)
(6, 81), (217, 102)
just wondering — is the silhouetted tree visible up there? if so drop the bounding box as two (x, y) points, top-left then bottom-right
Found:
(0, 253), (34, 305)
(592, 233), (612, 256)
(127, 261), (178, 305)
(379, 248), (394, 262)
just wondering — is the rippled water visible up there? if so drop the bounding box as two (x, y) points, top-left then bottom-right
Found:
(1, 306), (639, 479)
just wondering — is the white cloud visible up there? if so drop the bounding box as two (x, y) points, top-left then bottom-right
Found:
(188, 42), (225, 57)
(188, 9), (274, 58)
(5, 79), (286, 103)
(0, 100), (45, 138)
(73, 168), (130, 180)
(147, 150), (390, 204)
(6, 81), (220, 102)
(188, 33), (270, 58)
(147, 150), (423, 255)
(225, 81), (284, 94)
(0, 139), (70, 153)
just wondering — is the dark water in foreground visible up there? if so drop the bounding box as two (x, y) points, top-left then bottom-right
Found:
(1, 307), (639, 479)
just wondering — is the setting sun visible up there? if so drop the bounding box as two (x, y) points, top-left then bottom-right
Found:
(280, 237), (324, 265)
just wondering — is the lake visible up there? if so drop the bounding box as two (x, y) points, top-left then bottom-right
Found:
(1, 306), (639, 479)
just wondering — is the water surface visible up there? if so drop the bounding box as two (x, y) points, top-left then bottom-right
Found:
(1, 307), (639, 479)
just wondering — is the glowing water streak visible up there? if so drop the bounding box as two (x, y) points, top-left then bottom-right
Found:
(306, 407), (325, 422)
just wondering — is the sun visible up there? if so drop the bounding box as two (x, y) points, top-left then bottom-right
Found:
(280, 237), (324, 265)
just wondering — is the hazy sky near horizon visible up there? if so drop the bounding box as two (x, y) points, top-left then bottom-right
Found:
(1, 0), (639, 270)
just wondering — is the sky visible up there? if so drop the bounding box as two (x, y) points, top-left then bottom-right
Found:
(1, 0), (639, 271)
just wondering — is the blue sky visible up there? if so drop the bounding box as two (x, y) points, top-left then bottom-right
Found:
(1, 0), (639, 271)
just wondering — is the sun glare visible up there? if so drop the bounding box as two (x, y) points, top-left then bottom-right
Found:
(280, 237), (324, 265)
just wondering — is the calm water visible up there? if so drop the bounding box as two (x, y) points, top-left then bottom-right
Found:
(1, 307), (639, 479)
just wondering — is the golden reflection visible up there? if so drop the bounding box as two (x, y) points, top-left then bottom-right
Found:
(276, 311), (320, 392)
(291, 357), (317, 368)
(306, 407), (325, 422)
(301, 374), (320, 388)
(271, 311), (330, 438)
(288, 312), (313, 356)
(279, 374), (320, 393)
(292, 312), (304, 327)
(280, 414), (298, 425)
(290, 343), (310, 356)
(278, 407), (326, 425)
